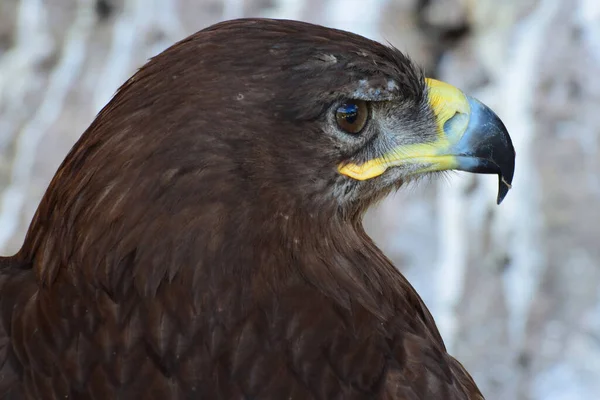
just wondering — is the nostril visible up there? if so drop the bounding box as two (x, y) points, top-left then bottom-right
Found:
(443, 111), (469, 141)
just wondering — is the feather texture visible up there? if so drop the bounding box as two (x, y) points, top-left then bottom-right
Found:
(0, 19), (483, 399)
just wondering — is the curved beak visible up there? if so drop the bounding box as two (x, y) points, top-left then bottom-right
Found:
(451, 96), (515, 204)
(338, 78), (516, 204)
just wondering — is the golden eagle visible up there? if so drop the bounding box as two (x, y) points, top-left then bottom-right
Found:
(0, 19), (514, 399)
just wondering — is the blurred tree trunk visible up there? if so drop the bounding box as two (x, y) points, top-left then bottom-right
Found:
(0, 0), (599, 399)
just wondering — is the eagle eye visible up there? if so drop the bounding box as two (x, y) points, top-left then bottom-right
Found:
(335, 100), (369, 134)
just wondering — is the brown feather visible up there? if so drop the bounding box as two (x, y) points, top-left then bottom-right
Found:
(0, 18), (482, 399)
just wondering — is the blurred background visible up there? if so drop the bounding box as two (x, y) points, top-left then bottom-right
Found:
(0, 0), (599, 398)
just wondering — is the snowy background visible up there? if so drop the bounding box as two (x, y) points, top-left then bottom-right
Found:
(0, 0), (599, 398)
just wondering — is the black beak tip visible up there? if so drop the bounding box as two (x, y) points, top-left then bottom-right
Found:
(496, 176), (512, 205)
(496, 146), (515, 205)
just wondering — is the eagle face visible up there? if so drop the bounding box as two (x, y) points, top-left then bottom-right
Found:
(169, 19), (514, 218)
(306, 73), (440, 207)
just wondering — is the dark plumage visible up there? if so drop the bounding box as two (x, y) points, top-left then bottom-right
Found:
(0, 19), (514, 399)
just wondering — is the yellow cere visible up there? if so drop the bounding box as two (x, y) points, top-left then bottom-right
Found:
(425, 78), (470, 140)
(338, 78), (471, 181)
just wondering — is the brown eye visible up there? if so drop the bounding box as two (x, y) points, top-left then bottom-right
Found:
(335, 100), (369, 134)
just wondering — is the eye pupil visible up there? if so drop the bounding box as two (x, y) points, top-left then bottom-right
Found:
(338, 104), (358, 123)
(335, 100), (369, 134)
